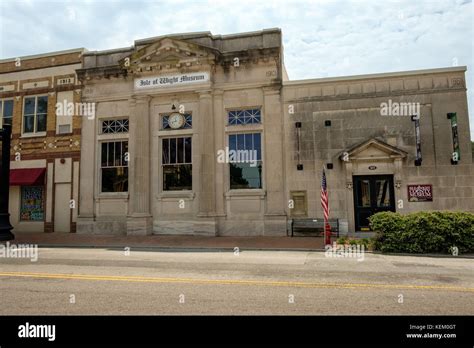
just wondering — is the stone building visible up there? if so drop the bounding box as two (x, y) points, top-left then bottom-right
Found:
(284, 67), (473, 234)
(0, 49), (84, 233)
(75, 28), (473, 236)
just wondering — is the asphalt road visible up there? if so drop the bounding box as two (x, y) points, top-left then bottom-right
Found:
(0, 247), (473, 315)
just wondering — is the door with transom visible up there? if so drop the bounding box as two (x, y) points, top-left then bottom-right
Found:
(353, 175), (395, 231)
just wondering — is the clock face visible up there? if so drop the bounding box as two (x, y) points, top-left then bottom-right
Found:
(168, 113), (185, 129)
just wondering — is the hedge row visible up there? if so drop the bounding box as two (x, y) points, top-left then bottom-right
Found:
(369, 211), (474, 254)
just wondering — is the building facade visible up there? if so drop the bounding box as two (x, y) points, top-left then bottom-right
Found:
(283, 66), (473, 234)
(0, 49), (84, 233)
(73, 29), (473, 236)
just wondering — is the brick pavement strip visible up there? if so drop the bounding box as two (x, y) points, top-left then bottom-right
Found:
(8, 232), (327, 250)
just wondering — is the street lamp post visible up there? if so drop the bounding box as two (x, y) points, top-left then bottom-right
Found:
(0, 124), (14, 241)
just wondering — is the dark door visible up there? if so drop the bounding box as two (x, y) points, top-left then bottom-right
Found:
(353, 175), (395, 231)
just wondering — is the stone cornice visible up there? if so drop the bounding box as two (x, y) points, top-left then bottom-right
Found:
(76, 66), (127, 82)
(285, 86), (467, 104)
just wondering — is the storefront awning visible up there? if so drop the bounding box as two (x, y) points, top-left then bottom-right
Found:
(9, 168), (46, 186)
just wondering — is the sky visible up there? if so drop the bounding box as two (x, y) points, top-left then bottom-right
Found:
(0, 0), (473, 139)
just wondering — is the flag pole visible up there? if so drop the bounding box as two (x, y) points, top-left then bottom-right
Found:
(321, 166), (331, 246)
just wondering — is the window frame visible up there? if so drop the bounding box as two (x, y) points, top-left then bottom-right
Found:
(227, 108), (262, 126)
(99, 140), (129, 193)
(22, 94), (48, 136)
(161, 136), (193, 192)
(161, 113), (193, 130)
(101, 118), (130, 134)
(0, 98), (14, 128)
(227, 131), (263, 190)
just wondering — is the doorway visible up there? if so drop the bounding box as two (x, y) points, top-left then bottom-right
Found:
(353, 175), (395, 231)
(54, 183), (71, 232)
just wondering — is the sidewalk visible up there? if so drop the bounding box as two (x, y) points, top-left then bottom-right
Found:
(8, 232), (327, 251)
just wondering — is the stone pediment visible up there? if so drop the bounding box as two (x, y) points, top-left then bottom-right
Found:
(339, 138), (407, 162)
(119, 38), (219, 73)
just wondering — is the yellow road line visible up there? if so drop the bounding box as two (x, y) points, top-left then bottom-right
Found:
(0, 271), (473, 293)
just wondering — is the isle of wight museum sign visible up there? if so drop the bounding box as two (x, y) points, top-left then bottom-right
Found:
(134, 72), (209, 89)
(407, 184), (433, 202)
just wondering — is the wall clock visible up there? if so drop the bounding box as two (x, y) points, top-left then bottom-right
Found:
(168, 112), (185, 129)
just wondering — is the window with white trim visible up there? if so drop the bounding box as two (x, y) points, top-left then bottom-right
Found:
(0, 99), (13, 127)
(23, 95), (47, 134)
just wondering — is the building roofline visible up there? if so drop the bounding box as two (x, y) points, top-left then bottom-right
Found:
(135, 31), (213, 46)
(82, 28), (282, 57)
(135, 28), (281, 46)
(284, 66), (467, 86)
(0, 48), (86, 63)
(83, 46), (134, 56)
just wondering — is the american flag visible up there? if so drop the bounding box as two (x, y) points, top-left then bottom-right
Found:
(321, 168), (329, 223)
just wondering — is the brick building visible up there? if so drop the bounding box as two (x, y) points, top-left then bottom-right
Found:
(0, 49), (84, 233)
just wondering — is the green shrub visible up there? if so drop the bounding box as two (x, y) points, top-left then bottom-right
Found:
(337, 236), (348, 244)
(337, 237), (373, 249)
(370, 211), (474, 254)
(348, 239), (359, 246)
(359, 238), (371, 249)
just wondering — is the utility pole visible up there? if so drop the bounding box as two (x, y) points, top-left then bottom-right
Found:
(0, 124), (14, 241)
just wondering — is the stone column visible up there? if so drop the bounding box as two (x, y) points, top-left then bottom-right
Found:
(263, 87), (286, 235)
(126, 95), (152, 235)
(213, 89), (225, 218)
(76, 102), (96, 234)
(196, 90), (216, 233)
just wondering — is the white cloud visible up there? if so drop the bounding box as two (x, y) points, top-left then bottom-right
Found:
(0, 0), (472, 138)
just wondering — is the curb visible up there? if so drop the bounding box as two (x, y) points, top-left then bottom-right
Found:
(32, 243), (325, 253)
(20, 243), (474, 258)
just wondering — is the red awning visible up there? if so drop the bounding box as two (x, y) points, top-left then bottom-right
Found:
(9, 168), (46, 186)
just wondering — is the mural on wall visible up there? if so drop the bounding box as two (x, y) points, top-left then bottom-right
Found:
(20, 186), (44, 221)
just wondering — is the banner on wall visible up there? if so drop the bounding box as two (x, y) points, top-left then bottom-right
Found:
(411, 115), (422, 166)
(447, 113), (460, 164)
